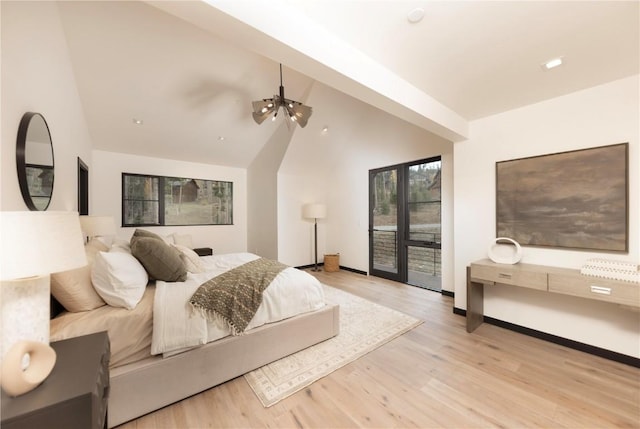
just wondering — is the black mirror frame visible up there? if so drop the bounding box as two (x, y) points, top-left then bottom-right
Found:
(16, 112), (54, 211)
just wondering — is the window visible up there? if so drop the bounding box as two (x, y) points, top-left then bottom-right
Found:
(122, 173), (233, 226)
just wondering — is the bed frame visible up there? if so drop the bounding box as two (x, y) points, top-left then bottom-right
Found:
(108, 303), (340, 427)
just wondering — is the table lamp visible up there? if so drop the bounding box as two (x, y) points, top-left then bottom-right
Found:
(302, 203), (326, 272)
(0, 211), (87, 396)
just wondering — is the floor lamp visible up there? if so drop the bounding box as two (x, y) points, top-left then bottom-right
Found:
(302, 203), (326, 272)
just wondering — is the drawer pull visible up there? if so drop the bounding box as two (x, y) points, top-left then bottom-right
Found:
(498, 273), (512, 280)
(590, 286), (612, 295)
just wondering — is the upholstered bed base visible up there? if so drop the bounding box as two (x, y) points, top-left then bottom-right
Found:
(108, 303), (340, 427)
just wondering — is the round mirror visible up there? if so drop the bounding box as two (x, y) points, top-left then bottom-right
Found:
(16, 112), (54, 211)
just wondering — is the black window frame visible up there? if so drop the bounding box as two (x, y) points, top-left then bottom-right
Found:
(121, 172), (233, 227)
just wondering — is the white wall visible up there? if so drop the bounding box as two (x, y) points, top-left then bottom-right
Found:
(91, 150), (247, 253)
(454, 75), (640, 357)
(278, 82), (454, 291)
(1, 1), (93, 211)
(247, 121), (293, 259)
(277, 171), (328, 267)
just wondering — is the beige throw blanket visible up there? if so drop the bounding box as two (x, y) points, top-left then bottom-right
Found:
(189, 257), (288, 335)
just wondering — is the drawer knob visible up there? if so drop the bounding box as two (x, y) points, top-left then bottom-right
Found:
(590, 286), (612, 295)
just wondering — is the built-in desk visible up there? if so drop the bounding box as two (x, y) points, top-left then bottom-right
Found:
(466, 259), (640, 333)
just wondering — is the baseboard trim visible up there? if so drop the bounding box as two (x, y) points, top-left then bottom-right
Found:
(295, 263), (323, 270)
(441, 290), (454, 298)
(453, 306), (466, 316)
(295, 263), (368, 276)
(452, 307), (639, 368)
(339, 266), (368, 276)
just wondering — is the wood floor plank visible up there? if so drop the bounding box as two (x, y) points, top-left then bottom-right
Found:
(117, 269), (640, 428)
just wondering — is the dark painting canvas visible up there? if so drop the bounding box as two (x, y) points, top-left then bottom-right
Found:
(496, 143), (628, 252)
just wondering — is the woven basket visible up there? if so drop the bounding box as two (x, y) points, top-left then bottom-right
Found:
(324, 254), (340, 272)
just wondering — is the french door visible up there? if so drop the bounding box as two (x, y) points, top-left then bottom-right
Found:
(369, 157), (442, 291)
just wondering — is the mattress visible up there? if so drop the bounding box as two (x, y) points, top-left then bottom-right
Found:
(152, 253), (326, 355)
(50, 253), (325, 368)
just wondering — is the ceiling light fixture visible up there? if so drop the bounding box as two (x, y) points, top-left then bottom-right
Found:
(252, 64), (312, 128)
(542, 57), (563, 70)
(132, 118), (143, 125)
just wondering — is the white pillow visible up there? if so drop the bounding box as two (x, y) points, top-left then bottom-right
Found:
(172, 244), (205, 273)
(95, 235), (114, 248)
(171, 233), (193, 249)
(91, 251), (148, 310)
(85, 238), (109, 265)
(111, 238), (131, 253)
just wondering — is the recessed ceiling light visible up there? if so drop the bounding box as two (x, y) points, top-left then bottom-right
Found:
(132, 118), (143, 125)
(541, 57), (563, 71)
(217, 136), (225, 141)
(321, 126), (329, 135)
(407, 8), (425, 24)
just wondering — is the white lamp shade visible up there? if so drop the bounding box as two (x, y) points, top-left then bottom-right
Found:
(79, 215), (116, 238)
(0, 211), (87, 281)
(302, 203), (327, 220)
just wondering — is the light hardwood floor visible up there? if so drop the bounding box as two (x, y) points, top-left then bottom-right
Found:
(118, 269), (640, 428)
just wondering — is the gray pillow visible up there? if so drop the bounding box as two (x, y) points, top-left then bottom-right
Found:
(132, 228), (164, 242)
(130, 236), (187, 282)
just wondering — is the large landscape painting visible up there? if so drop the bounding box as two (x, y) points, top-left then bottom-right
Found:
(496, 143), (628, 252)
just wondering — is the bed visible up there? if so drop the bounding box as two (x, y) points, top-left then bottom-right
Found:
(49, 233), (339, 427)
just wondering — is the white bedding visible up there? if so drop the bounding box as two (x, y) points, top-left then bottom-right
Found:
(151, 252), (325, 355)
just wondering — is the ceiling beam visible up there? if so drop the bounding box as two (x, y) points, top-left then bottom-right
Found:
(147, 0), (469, 142)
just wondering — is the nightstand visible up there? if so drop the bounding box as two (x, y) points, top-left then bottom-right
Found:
(193, 247), (213, 256)
(1, 331), (110, 429)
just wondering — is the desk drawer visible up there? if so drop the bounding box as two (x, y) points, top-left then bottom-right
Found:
(471, 264), (547, 291)
(548, 273), (640, 307)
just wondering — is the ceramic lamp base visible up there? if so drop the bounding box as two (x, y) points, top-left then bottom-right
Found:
(1, 340), (56, 396)
(0, 275), (51, 356)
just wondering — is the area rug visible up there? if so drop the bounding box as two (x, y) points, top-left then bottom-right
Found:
(244, 284), (423, 407)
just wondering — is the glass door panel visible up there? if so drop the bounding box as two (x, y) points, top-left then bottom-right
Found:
(372, 229), (398, 274)
(406, 160), (442, 291)
(408, 202), (441, 242)
(370, 168), (401, 280)
(407, 246), (441, 289)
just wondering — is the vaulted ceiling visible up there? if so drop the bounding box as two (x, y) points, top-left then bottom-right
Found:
(56, 1), (639, 168)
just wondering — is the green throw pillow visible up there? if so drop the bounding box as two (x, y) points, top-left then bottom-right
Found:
(131, 236), (187, 282)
